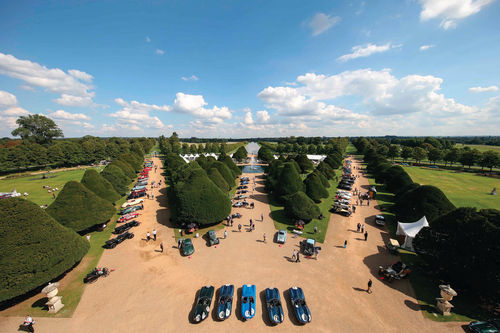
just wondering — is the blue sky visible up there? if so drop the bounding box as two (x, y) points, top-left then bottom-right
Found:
(1, 0), (499, 138)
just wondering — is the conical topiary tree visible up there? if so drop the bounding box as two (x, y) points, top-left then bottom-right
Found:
(316, 161), (336, 179)
(46, 181), (116, 232)
(101, 164), (130, 195)
(304, 173), (329, 203)
(119, 152), (143, 172)
(81, 169), (121, 203)
(212, 161), (235, 188)
(208, 167), (229, 191)
(109, 160), (136, 180)
(284, 191), (320, 221)
(173, 167), (231, 225)
(219, 153), (242, 177)
(277, 162), (305, 200)
(313, 170), (330, 188)
(0, 198), (89, 302)
(295, 154), (313, 174)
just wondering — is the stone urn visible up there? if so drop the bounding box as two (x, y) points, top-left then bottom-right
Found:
(42, 282), (64, 314)
(436, 284), (457, 316)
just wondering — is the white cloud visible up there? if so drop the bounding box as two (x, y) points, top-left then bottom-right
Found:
(306, 13), (341, 36)
(337, 43), (399, 62)
(110, 98), (170, 130)
(256, 110), (270, 123)
(146, 36), (151, 43)
(0, 53), (96, 107)
(419, 0), (496, 29)
(172, 92), (232, 123)
(3, 106), (30, 116)
(49, 109), (90, 120)
(181, 75), (199, 81)
(156, 49), (165, 55)
(53, 93), (95, 107)
(0, 91), (31, 136)
(83, 122), (95, 129)
(0, 90), (18, 108)
(244, 111), (254, 125)
(419, 44), (435, 51)
(469, 85), (498, 93)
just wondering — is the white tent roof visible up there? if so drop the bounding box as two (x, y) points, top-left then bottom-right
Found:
(396, 216), (429, 238)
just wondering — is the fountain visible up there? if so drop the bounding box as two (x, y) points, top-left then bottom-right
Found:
(241, 142), (264, 173)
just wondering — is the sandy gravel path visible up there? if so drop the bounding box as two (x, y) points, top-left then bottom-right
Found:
(0, 157), (464, 332)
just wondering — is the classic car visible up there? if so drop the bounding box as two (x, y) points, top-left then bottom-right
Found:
(128, 190), (146, 199)
(265, 288), (284, 325)
(119, 204), (143, 215)
(468, 320), (499, 333)
(131, 185), (147, 191)
(193, 286), (214, 323)
(375, 215), (386, 226)
(233, 201), (244, 207)
(180, 238), (195, 256)
(237, 185), (248, 190)
(234, 195), (248, 200)
(331, 207), (352, 216)
(217, 284), (234, 320)
(121, 198), (144, 208)
(289, 287), (311, 324)
(378, 261), (411, 282)
(276, 229), (287, 244)
(241, 284), (256, 320)
(300, 238), (316, 256)
(104, 231), (134, 249)
(207, 230), (220, 246)
(118, 212), (140, 223)
(113, 220), (140, 234)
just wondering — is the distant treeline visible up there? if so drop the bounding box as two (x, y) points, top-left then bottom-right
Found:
(350, 136), (500, 147)
(159, 133), (245, 154)
(258, 137), (350, 155)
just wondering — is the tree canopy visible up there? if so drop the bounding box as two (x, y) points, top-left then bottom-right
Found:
(284, 191), (320, 221)
(394, 185), (455, 222)
(232, 146), (248, 162)
(207, 167), (229, 191)
(11, 114), (63, 144)
(0, 198), (89, 302)
(81, 169), (121, 203)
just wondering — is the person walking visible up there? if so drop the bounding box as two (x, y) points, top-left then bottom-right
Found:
(357, 223), (361, 232)
(178, 239), (182, 248)
(224, 230), (227, 239)
(344, 240), (347, 248)
(367, 199), (370, 206)
(361, 224), (365, 233)
(314, 226), (318, 234)
(147, 193), (150, 199)
(159, 242), (164, 253)
(315, 247), (319, 259)
(152, 229), (157, 241)
(367, 279), (373, 293)
(364, 231), (368, 241)
(263, 233), (266, 243)
(261, 213), (264, 221)
(23, 315), (35, 332)
(295, 252), (300, 263)
(238, 224), (242, 232)
(146, 232), (151, 242)
(292, 249), (296, 261)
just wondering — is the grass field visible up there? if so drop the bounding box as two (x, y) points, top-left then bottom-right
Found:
(402, 166), (500, 210)
(455, 143), (500, 152)
(0, 167), (103, 206)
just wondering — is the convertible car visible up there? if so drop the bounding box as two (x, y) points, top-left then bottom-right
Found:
(265, 288), (284, 325)
(105, 231), (134, 249)
(180, 238), (195, 256)
(241, 284), (256, 320)
(119, 204), (143, 215)
(131, 185), (147, 191)
(113, 220), (140, 234)
(118, 212), (140, 223)
(217, 284), (234, 321)
(289, 287), (311, 324)
(121, 198), (144, 208)
(193, 286), (214, 323)
(237, 185), (248, 190)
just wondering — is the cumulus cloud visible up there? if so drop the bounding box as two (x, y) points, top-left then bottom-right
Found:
(337, 43), (400, 62)
(49, 109), (90, 120)
(244, 111), (254, 125)
(306, 13), (341, 36)
(419, 0), (496, 29)
(0, 53), (96, 107)
(0, 91), (31, 136)
(172, 92), (232, 123)
(256, 110), (270, 123)
(181, 75), (199, 81)
(156, 49), (165, 55)
(469, 85), (498, 93)
(420, 44), (435, 51)
(0, 90), (18, 108)
(110, 98), (170, 131)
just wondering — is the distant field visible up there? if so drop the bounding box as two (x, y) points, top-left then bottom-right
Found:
(455, 144), (500, 152)
(403, 166), (500, 210)
(0, 167), (103, 206)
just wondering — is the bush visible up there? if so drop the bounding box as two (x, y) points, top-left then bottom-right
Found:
(324, 154), (342, 169)
(304, 173), (328, 203)
(232, 146), (248, 162)
(173, 167), (231, 225)
(277, 162), (305, 199)
(101, 164), (130, 195)
(208, 167), (229, 191)
(394, 185), (455, 223)
(313, 170), (330, 188)
(284, 191), (320, 221)
(119, 152), (142, 172)
(219, 153), (242, 177)
(0, 198), (89, 303)
(316, 161), (336, 179)
(46, 181), (116, 232)
(81, 169), (121, 203)
(294, 154), (313, 173)
(109, 160), (135, 180)
(212, 161), (235, 188)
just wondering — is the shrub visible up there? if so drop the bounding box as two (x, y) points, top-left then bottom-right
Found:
(313, 170), (330, 188)
(119, 152), (142, 172)
(324, 154), (342, 169)
(46, 181), (116, 232)
(276, 162), (305, 199)
(294, 154), (313, 173)
(81, 169), (121, 203)
(219, 153), (242, 177)
(208, 167), (229, 191)
(212, 161), (235, 188)
(304, 173), (328, 203)
(0, 198), (89, 303)
(316, 161), (336, 179)
(101, 164), (130, 195)
(109, 160), (135, 180)
(284, 191), (320, 221)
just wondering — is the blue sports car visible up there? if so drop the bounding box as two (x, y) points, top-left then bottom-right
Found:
(265, 288), (284, 325)
(241, 284), (256, 320)
(217, 284), (234, 320)
(289, 287), (311, 324)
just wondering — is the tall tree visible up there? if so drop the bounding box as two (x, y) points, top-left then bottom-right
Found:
(11, 114), (63, 144)
(412, 147), (427, 164)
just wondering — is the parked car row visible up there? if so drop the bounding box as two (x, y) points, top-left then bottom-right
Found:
(192, 285), (311, 325)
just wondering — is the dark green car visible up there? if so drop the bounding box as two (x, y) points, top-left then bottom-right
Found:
(193, 286), (214, 323)
(180, 238), (194, 256)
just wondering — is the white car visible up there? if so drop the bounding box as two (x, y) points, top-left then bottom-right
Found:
(122, 198), (145, 208)
(375, 215), (386, 226)
(276, 229), (287, 244)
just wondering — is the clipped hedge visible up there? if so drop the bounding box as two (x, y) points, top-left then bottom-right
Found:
(109, 160), (136, 180)
(304, 173), (328, 203)
(81, 169), (121, 203)
(212, 161), (235, 188)
(284, 191), (320, 221)
(208, 167), (229, 191)
(101, 164), (130, 195)
(46, 181), (116, 232)
(219, 153), (242, 177)
(277, 162), (305, 199)
(0, 198), (89, 302)
(119, 152), (143, 172)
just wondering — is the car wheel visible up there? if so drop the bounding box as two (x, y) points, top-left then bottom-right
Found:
(129, 234), (135, 239)
(110, 243), (116, 249)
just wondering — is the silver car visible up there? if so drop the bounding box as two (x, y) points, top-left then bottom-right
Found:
(276, 229), (287, 244)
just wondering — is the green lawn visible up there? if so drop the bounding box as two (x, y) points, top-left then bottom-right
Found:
(0, 167), (103, 206)
(268, 170), (341, 243)
(455, 143), (500, 152)
(402, 166), (500, 210)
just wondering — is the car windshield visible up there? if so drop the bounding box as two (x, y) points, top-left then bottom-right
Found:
(242, 297), (248, 304)
(249, 296), (254, 303)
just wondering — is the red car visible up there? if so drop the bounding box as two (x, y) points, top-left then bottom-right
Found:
(118, 212), (139, 223)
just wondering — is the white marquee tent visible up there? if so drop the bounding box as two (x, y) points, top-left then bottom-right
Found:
(396, 216), (429, 251)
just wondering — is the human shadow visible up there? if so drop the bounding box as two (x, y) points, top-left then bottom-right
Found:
(211, 287), (221, 321)
(283, 256), (295, 263)
(352, 287), (366, 292)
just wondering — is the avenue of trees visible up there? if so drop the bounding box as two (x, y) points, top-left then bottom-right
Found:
(353, 137), (500, 302)
(158, 133), (246, 156)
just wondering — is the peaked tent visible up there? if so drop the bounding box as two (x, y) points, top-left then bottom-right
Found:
(396, 216), (429, 251)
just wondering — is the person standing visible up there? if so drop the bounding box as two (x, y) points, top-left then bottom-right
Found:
(263, 233), (266, 243)
(23, 315), (35, 332)
(295, 252), (300, 263)
(367, 199), (370, 206)
(314, 226), (318, 234)
(261, 213), (264, 221)
(292, 249), (296, 261)
(315, 247), (319, 259)
(364, 231), (368, 241)
(367, 279), (373, 293)
(357, 223), (361, 232)
(238, 224), (242, 232)
(344, 240), (347, 248)
(159, 242), (164, 253)
(224, 230), (227, 239)
(151, 193), (155, 200)
(146, 231), (151, 242)
(361, 224), (365, 233)
(178, 239), (182, 248)
(152, 229), (157, 241)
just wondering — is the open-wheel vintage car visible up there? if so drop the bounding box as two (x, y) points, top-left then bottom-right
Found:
(289, 286), (311, 324)
(193, 285), (214, 323)
(265, 288), (284, 325)
(104, 231), (134, 249)
(83, 267), (111, 283)
(118, 212), (140, 223)
(378, 261), (411, 282)
(217, 284), (234, 321)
